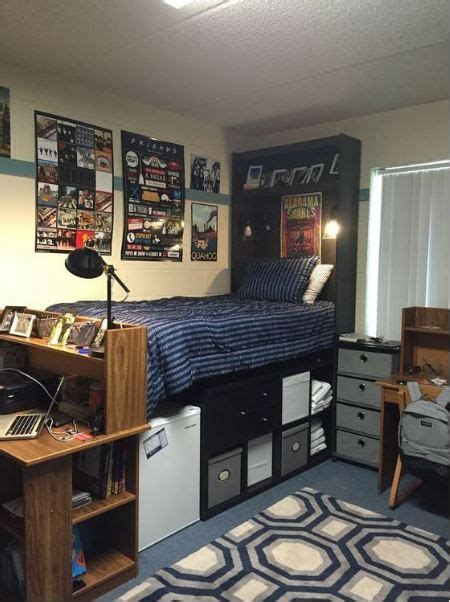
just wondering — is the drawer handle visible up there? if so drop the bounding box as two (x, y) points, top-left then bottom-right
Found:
(357, 411), (365, 420)
(360, 353), (368, 363)
(261, 417), (268, 423)
(292, 440), (300, 452)
(240, 411), (246, 416)
(359, 383), (366, 391)
(261, 392), (268, 397)
(218, 469), (230, 481)
(358, 438), (366, 447)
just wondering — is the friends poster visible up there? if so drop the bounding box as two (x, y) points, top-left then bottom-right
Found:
(191, 203), (218, 261)
(35, 111), (114, 254)
(121, 131), (185, 261)
(0, 86), (11, 158)
(281, 192), (322, 258)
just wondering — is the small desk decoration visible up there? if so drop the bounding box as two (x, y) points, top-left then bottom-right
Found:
(9, 313), (36, 338)
(49, 313), (75, 346)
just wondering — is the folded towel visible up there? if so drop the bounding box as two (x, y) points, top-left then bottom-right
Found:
(311, 442), (327, 455)
(310, 434), (326, 447)
(311, 380), (332, 402)
(310, 428), (324, 441)
(310, 421), (323, 433)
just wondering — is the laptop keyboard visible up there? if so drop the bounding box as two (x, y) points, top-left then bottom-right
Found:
(6, 415), (44, 437)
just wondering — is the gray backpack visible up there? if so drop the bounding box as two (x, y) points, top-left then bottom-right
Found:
(399, 400), (449, 467)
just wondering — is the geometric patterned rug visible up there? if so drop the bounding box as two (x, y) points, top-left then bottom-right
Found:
(121, 488), (450, 601)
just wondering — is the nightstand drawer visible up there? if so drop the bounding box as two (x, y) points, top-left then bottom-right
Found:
(338, 348), (398, 378)
(337, 376), (380, 408)
(336, 430), (379, 467)
(336, 403), (380, 436)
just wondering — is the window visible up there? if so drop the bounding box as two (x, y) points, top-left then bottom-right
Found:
(365, 161), (449, 340)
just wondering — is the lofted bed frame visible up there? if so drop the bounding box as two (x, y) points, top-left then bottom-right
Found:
(171, 134), (361, 517)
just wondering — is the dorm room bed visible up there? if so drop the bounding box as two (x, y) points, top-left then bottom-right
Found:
(49, 295), (335, 417)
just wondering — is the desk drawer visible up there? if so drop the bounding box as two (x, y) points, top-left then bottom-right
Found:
(336, 403), (380, 437)
(338, 348), (398, 378)
(337, 376), (380, 408)
(336, 430), (379, 467)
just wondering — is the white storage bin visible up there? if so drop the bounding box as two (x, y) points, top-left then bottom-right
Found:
(247, 433), (273, 486)
(282, 371), (310, 425)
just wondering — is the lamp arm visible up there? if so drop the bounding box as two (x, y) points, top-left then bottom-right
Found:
(105, 265), (130, 294)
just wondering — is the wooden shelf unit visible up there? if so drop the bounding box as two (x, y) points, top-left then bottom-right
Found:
(400, 307), (449, 379)
(0, 314), (148, 602)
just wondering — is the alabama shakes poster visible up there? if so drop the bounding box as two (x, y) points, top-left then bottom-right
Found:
(121, 131), (185, 261)
(281, 192), (322, 258)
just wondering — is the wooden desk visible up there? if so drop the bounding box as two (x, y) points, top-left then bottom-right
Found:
(377, 375), (443, 502)
(0, 318), (148, 602)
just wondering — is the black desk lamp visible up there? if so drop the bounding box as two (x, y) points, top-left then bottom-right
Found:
(65, 246), (130, 329)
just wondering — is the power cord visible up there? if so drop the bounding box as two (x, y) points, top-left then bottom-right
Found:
(0, 368), (79, 442)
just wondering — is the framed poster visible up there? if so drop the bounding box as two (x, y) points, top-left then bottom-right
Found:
(191, 203), (218, 261)
(121, 131), (185, 261)
(190, 154), (220, 193)
(281, 192), (322, 258)
(34, 111), (113, 254)
(0, 86), (11, 158)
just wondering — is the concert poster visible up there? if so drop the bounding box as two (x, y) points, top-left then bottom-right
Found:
(280, 192), (322, 258)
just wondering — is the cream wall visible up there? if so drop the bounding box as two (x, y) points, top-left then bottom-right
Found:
(233, 101), (450, 332)
(0, 61), (232, 310)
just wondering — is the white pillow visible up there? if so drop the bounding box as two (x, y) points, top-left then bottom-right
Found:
(302, 264), (334, 304)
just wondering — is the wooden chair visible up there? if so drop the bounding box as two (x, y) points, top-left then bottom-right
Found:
(389, 384), (442, 508)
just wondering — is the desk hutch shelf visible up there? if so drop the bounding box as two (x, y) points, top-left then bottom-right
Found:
(0, 314), (148, 602)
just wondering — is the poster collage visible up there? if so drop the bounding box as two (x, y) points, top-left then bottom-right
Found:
(35, 111), (114, 254)
(121, 131), (185, 261)
(0, 88), (222, 262)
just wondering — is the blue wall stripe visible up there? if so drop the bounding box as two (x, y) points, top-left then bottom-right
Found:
(0, 157), (35, 178)
(0, 157), (368, 205)
(0, 157), (231, 204)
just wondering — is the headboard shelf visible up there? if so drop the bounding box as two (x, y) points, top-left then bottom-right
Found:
(231, 133), (361, 334)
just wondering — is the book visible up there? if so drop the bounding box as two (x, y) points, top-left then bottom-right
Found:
(74, 444), (112, 499)
(72, 526), (87, 579)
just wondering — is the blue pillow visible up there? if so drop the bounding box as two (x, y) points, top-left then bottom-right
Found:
(236, 257), (319, 303)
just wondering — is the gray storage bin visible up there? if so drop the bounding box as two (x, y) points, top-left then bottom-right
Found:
(281, 423), (308, 476)
(208, 448), (242, 508)
(336, 430), (379, 467)
(338, 348), (399, 378)
(337, 376), (381, 408)
(336, 403), (380, 437)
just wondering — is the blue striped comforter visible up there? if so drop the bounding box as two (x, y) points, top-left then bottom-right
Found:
(48, 296), (335, 417)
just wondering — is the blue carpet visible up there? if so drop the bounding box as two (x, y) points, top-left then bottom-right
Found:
(97, 460), (448, 601)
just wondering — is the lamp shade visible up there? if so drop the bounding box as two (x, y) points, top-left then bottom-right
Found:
(322, 219), (340, 239)
(65, 247), (105, 279)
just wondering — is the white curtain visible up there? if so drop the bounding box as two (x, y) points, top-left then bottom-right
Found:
(368, 167), (449, 340)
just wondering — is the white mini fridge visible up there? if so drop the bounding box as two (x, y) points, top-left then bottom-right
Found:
(139, 404), (201, 551)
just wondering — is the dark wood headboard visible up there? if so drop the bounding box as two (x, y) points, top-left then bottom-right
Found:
(231, 134), (361, 334)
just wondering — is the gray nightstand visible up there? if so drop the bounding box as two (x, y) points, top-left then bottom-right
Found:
(335, 340), (400, 467)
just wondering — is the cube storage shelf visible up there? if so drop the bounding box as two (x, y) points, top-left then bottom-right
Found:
(174, 349), (336, 520)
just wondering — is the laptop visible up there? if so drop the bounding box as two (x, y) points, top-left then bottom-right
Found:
(0, 396), (57, 440)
